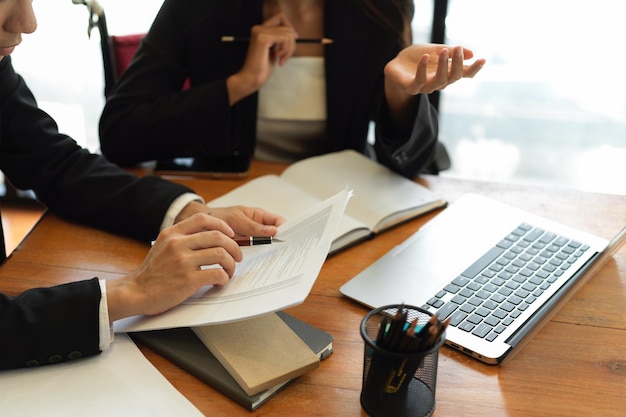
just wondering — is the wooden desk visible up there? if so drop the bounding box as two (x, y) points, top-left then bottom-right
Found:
(2, 161), (625, 416)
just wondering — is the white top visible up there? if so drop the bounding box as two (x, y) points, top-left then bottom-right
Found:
(255, 57), (327, 162)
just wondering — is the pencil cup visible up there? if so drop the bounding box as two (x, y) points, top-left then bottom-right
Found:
(360, 305), (445, 417)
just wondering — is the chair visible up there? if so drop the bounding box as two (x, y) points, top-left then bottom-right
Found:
(74, 0), (190, 97)
(73, 0), (144, 97)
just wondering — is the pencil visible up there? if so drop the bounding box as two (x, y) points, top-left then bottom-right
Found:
(221, 36), (333, 44)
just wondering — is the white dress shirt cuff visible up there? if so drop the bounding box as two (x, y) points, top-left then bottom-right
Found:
(98, 279), (113, 351)
(160, 193), (205, 230)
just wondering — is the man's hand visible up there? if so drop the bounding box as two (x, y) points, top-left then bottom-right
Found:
(106, 213), (242, 322)
(175, 201), (285, 238)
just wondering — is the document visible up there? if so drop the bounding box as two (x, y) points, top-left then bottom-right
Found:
(207, 150), (446, 253)
(0, 334), (203, 417)
(115, 189), (351, 333)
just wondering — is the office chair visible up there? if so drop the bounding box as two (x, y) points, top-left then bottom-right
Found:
(73, 0), (144, 97)
(74, 0), (190, 97)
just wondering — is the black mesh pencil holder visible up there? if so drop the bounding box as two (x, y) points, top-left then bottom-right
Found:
(360, 305), (445, 417)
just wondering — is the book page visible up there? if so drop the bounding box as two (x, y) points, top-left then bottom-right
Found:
(280, 150), (446, 232)
(115, 189), (351, 332)
(207, 175), (370, 251)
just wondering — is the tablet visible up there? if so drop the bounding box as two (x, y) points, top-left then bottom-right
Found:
(154, 155), (250, 179)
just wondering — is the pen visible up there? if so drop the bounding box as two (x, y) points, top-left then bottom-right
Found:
(234, 236), (284, 246)
(221, 36), (333, 45)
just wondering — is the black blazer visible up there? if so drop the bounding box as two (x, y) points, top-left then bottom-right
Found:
(0, 56), (194, 370)
(100, 0), (439, 177)
(0, 279), (101, 370)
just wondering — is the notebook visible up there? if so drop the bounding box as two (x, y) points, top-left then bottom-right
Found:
(130, 311), (333, 411)
(340, 193), (626, 364)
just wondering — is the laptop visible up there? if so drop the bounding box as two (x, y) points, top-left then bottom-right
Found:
(340, 193), (626, 364)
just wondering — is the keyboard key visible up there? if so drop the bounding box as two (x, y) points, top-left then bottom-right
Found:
(451, 295), (468, 305)
(472, 323), (493, 338)
(475, 307), (490, 317)
(467, 314), (483, 325)
(449, 311), (468, 327)
(494, 324), (507, 334)
(426, 297), (444, 308)
(452, 276), (470, 287)
(486, 332), (499, 342)
(437, 302), (458, 320)
(460, 304), (476, 314)
(458, 322), (475, 332)
(485, 316), (500, 327)
(443, 283), (461, 294)
(493, 309), (508, 320)
(461, 246), (505, 278)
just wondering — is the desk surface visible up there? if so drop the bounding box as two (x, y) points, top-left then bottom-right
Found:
(2, 161), (625, 416)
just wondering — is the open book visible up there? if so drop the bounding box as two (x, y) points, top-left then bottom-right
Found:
(208, 150), (447, 253)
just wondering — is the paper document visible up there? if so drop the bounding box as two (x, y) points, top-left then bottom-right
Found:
(115, 189), (351, 332)
(0, 334), (203, 417)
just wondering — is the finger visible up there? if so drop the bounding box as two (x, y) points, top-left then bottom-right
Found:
(448, 46), (465, 83)
(240, 220), (280, 237)
(252, 28), (297, 65)
(247, 207), (287, 228)
(177, 212), (234, 238)
(461, 47), (475, 60)
(264, 11), (295, 30)
(411, 54), (430, 93)
(192, 230), (243, 263)
(463, 58), (486, 78)
(198, 267), (231, 287)
(196, 245), (239, 278)
(428, 48), (450, 93)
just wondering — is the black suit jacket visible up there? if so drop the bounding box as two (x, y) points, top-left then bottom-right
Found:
(0, 56), (194, 370)
(100, 0), (439, 177)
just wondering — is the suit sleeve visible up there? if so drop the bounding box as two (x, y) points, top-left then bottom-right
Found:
(0, 59), (195, 242)
(374, 93), (439, 178)
(0, 278), (102, 370)
(98, 0), (234, 166)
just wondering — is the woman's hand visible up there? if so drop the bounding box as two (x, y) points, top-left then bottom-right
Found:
(385, 44), (485, 95)
(227, 12), (298, 104)
(384, 44), (486, 125)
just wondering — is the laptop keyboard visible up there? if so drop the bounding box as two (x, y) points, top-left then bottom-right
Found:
(424, 223), (589, 342)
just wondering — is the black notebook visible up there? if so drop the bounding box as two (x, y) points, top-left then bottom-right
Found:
(130, 311), (333, 411)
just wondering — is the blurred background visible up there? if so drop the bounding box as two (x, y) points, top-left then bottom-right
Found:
(10, 0), (626, 195)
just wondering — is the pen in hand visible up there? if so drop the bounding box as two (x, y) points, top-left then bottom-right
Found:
(234, 236), (284, 246)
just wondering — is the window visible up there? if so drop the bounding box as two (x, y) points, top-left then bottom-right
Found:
(414, 0), (626, 195)
(11, 1), (625, 195)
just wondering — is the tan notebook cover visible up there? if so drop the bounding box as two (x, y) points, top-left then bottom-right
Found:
(192, 313), (320, 395)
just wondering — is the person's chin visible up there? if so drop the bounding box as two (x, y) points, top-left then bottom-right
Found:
(0, 45), (16, 58)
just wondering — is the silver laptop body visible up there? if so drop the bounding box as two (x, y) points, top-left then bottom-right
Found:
(340, 193), (617, 364)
